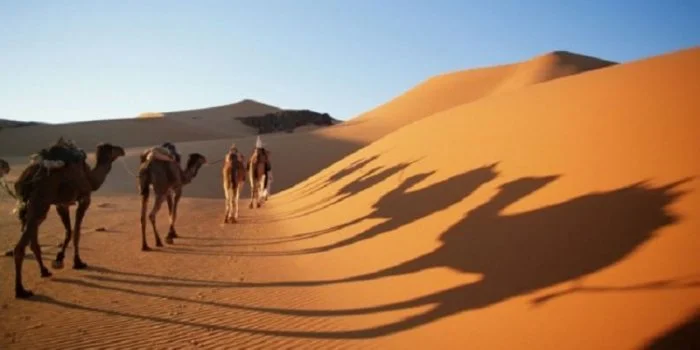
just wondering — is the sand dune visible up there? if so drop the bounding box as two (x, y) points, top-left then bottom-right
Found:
(0, 99), (278, 157)
(259, 45), (700, 348)
(1, 46), (698, 349)
(491, 50), (617, 94)
(160, 99), (282, 136)
(335, 50), (616, 144)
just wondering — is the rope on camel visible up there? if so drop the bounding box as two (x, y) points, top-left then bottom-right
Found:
(119, 157), (139, 178)
(0, 178), (18, 200)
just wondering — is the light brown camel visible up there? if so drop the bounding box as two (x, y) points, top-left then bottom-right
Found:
(248, 137), (272, 209)
(12, 138), (125, 298)
(222, 144), (246, 223)
(0, 158), (13, 200)
(138, 146), (207, 251)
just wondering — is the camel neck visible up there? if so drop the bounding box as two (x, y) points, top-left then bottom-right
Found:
(182, 163), (201, 185)
(89, 162), (113, 191)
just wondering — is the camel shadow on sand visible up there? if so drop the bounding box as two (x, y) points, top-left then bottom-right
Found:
(642, 307), (700, 349)
(34, 167), (699, 340)
(267, 157), (424, 224)
(294, 154), (381, 198)
(210, 162), (498, 248)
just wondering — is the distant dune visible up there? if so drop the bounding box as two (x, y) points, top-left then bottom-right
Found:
(161, 99), (283, 136)
(0, 118), (46, 129)
(0, 99), (317, 157)
(0, 116), (231, 157)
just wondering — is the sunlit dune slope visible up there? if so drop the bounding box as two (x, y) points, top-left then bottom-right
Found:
(336, 50), (616, 143)
(259, 46), (700, 349)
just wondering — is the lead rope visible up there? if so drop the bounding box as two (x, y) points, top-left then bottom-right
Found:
(0, 178), (18, 200)
(120, 157), (139, 178)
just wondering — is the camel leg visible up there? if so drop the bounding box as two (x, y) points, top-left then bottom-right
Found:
(149, 194), (166, 247)
(253, 179), (261, 208)
(5, 207), (29, 257)
(223, 185), (231, 223)
(251, 176), (265, 208)
(30, 233), (52, 278)
(165, 192), (175, 235)
(72, 197), (90, 269)
(53, 205), (72, 269)
(233, 184), (241, 222)
(140, 194), (151, 251)
(248, 171), (256, 209)
(14, 230), (33, 298)
(139, 172), (151, 251)
(165, 189), (181, 244)
(261, 176), (266, 206)
(14, 201), (50, 299)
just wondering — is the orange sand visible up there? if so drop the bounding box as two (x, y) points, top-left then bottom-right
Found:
(1, 46), (698, 349)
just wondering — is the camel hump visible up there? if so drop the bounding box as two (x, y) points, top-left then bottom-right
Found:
(145, 146), (176, 162)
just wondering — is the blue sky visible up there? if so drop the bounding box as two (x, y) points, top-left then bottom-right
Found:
(1, 1), (698, 123)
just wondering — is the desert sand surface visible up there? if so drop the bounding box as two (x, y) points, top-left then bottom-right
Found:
(1, 46), (699, 349)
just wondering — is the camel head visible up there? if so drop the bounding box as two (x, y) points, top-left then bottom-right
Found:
(0, 159), (9, 178)
(184, 153), (207, 180)
(95, 143), (126, 165)
(225, 146), (245, 165)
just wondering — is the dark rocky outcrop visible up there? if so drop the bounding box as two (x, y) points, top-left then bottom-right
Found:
(0, 119), (45, 131)
(236, 109), (338, 134)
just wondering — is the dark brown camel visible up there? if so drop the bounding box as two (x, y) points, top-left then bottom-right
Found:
(222, 144), (246, 223)
(138, 146), (207, 251)
(0, 159), (9, 178)
(12, 139), (125, 298)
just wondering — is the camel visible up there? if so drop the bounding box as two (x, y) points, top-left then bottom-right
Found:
(0, 159), (14, 201)
(0, 159), (9, 178)
(222, 144), (247, 223)
(12, 138), (125, 298)
(248, 136), (272, 209)
(138, 144), (207, 251)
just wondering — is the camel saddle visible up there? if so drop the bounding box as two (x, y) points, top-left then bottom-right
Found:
(145, 146), (177, 162)
(30, 139), (87, 170)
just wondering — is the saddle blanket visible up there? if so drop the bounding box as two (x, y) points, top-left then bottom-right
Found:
(145, 146), (176, 162)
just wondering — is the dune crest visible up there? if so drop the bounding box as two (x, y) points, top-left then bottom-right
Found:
(492, 50), (617, 94)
